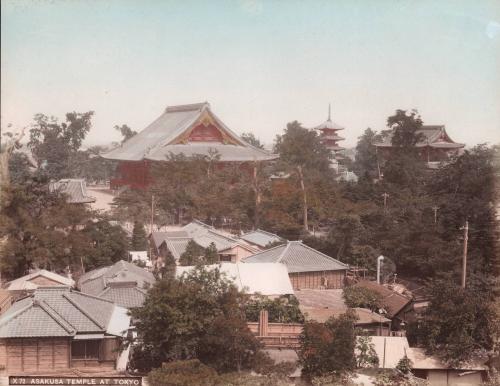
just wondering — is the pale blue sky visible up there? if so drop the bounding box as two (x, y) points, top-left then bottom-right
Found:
(2, 0), (499, 148)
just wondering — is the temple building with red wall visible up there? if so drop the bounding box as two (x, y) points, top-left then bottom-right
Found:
(373, 125), (464, 169)
(103, 102), (278, 189)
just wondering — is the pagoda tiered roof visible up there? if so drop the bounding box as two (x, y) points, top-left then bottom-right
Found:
(103, 102), (277, 162)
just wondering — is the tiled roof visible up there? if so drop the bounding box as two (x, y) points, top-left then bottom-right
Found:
(243, 241), (349, 273)
(239, 229), (284, 248)
(79, 260), (155, 296)
(0, 287), (130, 338)
(163, 238), (192, 260)
(353, 280), (412, 318)
(6, 269), (75, 291)
(314, 118), (344, 131)
(294, 289), (346, 310)
(49, 179), (96, 204)
(103, 103), (277, 162)
(99, 284), (147, 308)
(374, 125), (464, 149)
(151, 231), (189, 248)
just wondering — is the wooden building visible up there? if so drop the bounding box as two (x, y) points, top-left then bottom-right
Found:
(6, 269), (75, 300)
(0, 287), (130, 374)
(103, 102), (278, 189)
(243, 241), (348, 290)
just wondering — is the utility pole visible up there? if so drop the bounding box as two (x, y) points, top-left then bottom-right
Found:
(432, 206), (439, 225)
(150, 194), (155, 234)
(461, 220), (469, 288)
(382, 192), (389, 213)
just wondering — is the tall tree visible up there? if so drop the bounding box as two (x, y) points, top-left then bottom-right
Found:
(115, 124), (137, 144)
(28, 111), (94, 180)
(353, 128), (379, 179)
(274, 121), (331, 231)
(299, 311), (357, 378)
(131, 220), (148, 250)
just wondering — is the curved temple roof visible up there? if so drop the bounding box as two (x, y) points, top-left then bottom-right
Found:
(103, 102), (278, 162)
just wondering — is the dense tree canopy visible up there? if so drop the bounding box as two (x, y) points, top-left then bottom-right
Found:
(130, 266), (263, 373)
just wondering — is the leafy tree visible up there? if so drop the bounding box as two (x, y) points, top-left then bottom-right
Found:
(131, 220), (148, 250)
(241, 132), (264, 149)
(343, 286), (382, 312)
(387, 109), (424, 149)
(410, 277), (498, 365)
(115, 124), (137, 144)
(130, 266), (262, 372)
(353, 128), (380, 179)
(274, 121), (331, 231)
(299, 310), (357, 377)
(245, 295), (304, 323)
(179, 240), (205, 266)
(356, 335), (379, 368)
(8, 151), (33, 184)
(28, 111), (94, 180)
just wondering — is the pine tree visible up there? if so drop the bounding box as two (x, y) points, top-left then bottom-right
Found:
(203, 242), (219, 264)
(131, 220), (148, 250)
(179, 240), (204, 266)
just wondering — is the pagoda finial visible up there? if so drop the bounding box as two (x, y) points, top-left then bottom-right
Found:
(328, 103), (331, 121)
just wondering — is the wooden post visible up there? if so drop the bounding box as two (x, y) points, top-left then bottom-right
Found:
(432, 206), (439, 225)
(258, 310), (269, 337)
(461, 220), (469, 288)
(382, 193), (389, 213)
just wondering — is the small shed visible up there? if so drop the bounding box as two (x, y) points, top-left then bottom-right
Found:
(244, 241), (348, 290)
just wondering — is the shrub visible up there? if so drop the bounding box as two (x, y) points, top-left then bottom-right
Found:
(343, 286), (382, 311)
(147, 360), (218, 386)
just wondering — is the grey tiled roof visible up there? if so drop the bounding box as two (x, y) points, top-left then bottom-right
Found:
(314, 118), (344, 131)
(374, 125), (464, 149)
(239, 229), (284, 248)
(49, 179), (96, 204)
(79, 260), (155, 296)
(151, 231), (189, 248)
(163, 238), (191, 260)
(99, 285), (147, 308)
(243, 241), (349, 273)
(0, 287), (126, 338)
(103, 102), (277, 162)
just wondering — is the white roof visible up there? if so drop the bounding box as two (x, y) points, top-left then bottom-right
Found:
(176, 262), (294, 296)
(106, 305), (132, 337)
(6, 269), (75, 291)
(407, 347), (488, 371)
(359, 336), (410, 369)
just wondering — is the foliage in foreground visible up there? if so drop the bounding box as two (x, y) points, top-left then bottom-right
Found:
(343, 285), (382, 312)
(298, 310), (357, 378)
(147, 359), (294, 386)
(245, 295), (304, 323)
(130, 266), (262, 373)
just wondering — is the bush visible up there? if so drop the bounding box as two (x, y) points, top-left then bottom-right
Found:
(343, 286), (382, 311)
(147, 360), (218, 386)
(245, 295), (304, 323)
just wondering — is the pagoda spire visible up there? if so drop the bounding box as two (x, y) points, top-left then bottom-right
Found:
(328, 103), (331, 121)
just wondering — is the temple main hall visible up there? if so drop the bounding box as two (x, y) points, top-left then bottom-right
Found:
(104, 102), (277, 189)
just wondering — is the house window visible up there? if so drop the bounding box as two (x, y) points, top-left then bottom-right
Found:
(71, 340), (100, 359)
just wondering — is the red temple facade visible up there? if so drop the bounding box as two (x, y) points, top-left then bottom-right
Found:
(374, 125), (465, 168)
(103, 102), (277, 189)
